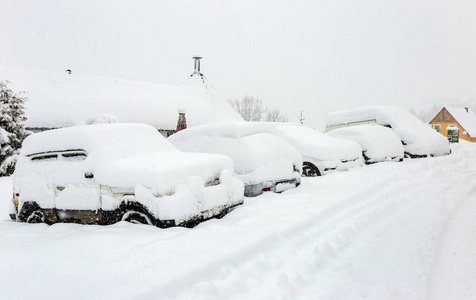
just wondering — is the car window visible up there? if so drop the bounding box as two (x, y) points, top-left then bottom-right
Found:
(61, 152), (87, 161)
(31, 154), (58, 161)
(29, 150), (87, 162)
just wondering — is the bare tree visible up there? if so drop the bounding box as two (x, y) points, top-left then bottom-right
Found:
(228, 96), (266, 121)
(229, 96), (288, 122)
(265, 108), (289, 122)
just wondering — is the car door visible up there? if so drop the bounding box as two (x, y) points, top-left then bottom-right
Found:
(50, 150), (101, 217)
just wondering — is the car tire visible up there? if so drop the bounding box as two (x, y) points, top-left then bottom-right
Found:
(27, 210), (46, 223)
(120, 202), (155, 226)
(18, 201), (48, 224)
(302, 162), (321, 177)
(122, 210), (153, 225)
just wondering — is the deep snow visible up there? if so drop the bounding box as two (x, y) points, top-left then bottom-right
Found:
(0, 65), (243, 130)
(0, 142), (475, 300)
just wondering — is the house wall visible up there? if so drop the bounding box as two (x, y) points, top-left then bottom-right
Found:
(159, 129), (175, 138)
(435, 122), (476, 142)
(429, 108), (476, 142)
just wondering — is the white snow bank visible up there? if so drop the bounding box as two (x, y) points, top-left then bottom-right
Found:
(327, 105), (450, 157)
(327, 124), (404, 162)
(168, 122), (302, 185)
(0, 65), (243, 130)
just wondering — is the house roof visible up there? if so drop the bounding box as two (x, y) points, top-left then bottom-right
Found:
(0, 65), (243, 130)
(445, 107), (476, 137)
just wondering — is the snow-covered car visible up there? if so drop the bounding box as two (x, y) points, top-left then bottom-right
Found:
(327, 124), (405, 164)
(168, 122), (302, 197)
(10, 123), (244, 227)
(272, 124), (363, 176)
(326, 105), (451, 158)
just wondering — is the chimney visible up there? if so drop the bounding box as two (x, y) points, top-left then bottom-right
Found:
(176, 109), (187, 132)
(191, 56), (202, 76)
(465, 107), (469, 113)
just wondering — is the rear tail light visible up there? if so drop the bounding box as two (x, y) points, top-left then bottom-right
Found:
(262, 188), (271, 192)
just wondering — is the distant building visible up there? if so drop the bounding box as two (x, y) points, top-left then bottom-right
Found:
(429, 107), (476, 142)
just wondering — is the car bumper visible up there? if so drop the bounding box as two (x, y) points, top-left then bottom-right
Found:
(244, 178), (298, 197)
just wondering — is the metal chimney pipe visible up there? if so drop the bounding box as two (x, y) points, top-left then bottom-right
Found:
(192, 56), (202, 75)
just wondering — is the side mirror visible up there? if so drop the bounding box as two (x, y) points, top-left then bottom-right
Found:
(84, 172), (94, 179)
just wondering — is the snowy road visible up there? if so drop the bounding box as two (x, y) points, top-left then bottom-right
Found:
(0, 142), (475, 300)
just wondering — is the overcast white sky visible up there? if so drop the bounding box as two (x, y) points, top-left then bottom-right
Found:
(1, 0), (476, 125)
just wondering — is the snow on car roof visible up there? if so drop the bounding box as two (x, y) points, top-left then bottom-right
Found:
(275, 124), (362, 161)
(0, 65), (243, 130)
(327, 105), (416, 127)
(327, 124), (404, 160)
(168, 121), (278, 138)
(326, 105), (450, 156)
(21, 123), (176, 157)
(168, 122), (302, 184)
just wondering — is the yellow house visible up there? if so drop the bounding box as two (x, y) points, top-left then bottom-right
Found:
(429, 107), (476, 142)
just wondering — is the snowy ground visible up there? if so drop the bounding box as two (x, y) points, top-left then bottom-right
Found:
(0, 142), (475, 300)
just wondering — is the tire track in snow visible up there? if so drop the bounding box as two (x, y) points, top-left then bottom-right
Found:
(140, 152), (471, 300)
(425, 151), (476, 300)
(156, 168), (417, 300)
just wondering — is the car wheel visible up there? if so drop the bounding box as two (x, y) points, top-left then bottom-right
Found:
(18, 201), (48, 224)
(27, 210), (46, 223)
(121, 210), (153, 225)
(302, 162), (321, 177)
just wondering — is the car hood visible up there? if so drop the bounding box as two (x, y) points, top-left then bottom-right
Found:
(89, 151), (234, 194)
(276, 125), (362, 161)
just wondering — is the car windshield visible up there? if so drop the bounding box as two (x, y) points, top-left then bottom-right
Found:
(21, 124), (177, 159)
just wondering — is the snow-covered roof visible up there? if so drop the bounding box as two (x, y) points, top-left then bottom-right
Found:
(445, 107), (476, 137)
(326, 105), (450, 156)
(0, 65), (243, 130)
